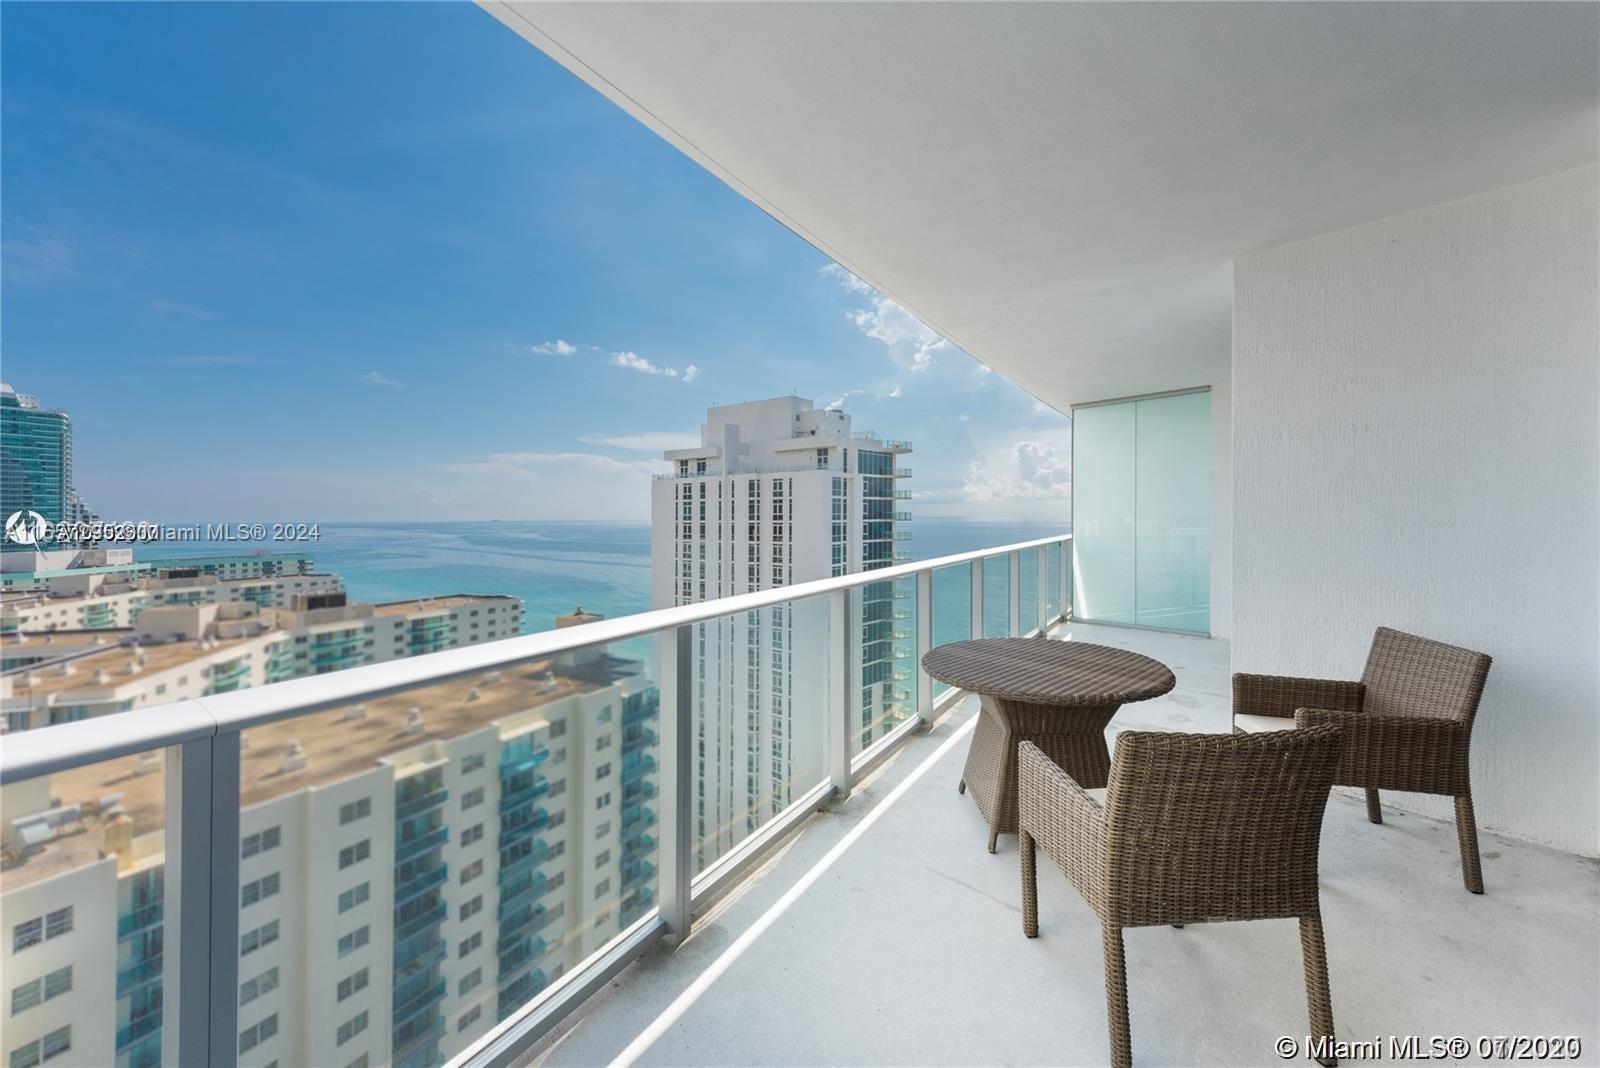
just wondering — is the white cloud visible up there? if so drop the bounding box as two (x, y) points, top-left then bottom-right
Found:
(430, 450), (668, 520)
(821, 263), (948, 372)
(888, 384), (903, 399)
(360, 371), (404, 387)
(962, 440), (1072, 501)
(611, 350), (699, 382)
(580, 431), (701, 452)
(517, 339), (701, 383)
(827, 389), (864, 411)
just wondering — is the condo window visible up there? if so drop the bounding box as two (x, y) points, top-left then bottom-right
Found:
(40, 1028), (69, 1063)
(336, 1010), (368, 1046)
(241, 826), (281, 858)
(43, 909), (71, 940)
(337, 839), (371, 869)
(458, 967), (482, 996)
(457, 1005), (482, 1033)
(336, 925), (369, 958)
(460, 752), (486, 774)
(338, 798), (371, 825)
(10, 979), (41, 1014)
(42, 967), (70, 1002)
(338, 882), (371, 913)
(9, 1043), (40, 1068)
(11, 918), (42, 952)
(336, 967), (368, 1002)
(239, 966), (279, 1006)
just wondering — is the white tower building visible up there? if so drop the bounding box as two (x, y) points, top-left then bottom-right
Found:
(649, 396), (911, 867)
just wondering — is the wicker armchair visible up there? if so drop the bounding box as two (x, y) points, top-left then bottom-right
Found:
(1018, 728), (1346, 1068)
(1233, 626), (1493, 893)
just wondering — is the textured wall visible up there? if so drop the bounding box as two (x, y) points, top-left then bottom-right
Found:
(1233, 166), (1599, 855)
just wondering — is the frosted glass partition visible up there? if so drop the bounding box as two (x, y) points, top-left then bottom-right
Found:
(1072, 390), (1210, 633)
(1071, 402), (1136, 624)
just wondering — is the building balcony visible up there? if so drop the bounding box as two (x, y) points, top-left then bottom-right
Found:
(393, 825), (448, 862)
(505, 621), (1599, 1067)
(117, 900), (164, 939)
(8, 520), (1589, 1068)
(394, 784), (449, 821)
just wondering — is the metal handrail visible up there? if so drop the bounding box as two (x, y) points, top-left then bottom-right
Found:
(0, 534), (1069, 782)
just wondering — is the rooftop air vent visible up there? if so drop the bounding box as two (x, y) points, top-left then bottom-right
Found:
(279, 740), (307, 774)
(401, 708), (424, 735)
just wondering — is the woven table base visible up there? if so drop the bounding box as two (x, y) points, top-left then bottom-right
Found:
(961, 695), (1120, 852)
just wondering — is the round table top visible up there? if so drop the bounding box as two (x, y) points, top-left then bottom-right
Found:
(921, 638), (1176, 706)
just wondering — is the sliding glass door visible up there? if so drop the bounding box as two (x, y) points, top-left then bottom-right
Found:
(1071, 389), (1210, 633)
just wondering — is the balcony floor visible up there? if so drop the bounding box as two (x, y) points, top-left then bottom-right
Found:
(518, 623), (1600, 1067)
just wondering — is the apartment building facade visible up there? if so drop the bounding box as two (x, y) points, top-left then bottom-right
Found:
(648, 396), (910, 867)
(1, 635), (660, 1068)
(1, 593), (524, 733)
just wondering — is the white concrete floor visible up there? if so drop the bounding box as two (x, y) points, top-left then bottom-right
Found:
(517, 623), (1600, 1067)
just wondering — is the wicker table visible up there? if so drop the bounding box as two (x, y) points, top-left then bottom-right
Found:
(922, 638), (1176, 852)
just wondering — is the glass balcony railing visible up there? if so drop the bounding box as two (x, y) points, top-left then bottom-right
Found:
(0, 533), (1067, 1068)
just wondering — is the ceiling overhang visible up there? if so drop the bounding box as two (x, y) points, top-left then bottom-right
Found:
(481, 2), (1599, 411)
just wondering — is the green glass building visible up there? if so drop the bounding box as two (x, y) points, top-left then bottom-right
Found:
(1, 383), (86, 542)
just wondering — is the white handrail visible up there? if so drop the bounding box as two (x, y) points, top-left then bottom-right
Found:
(0, 533), (1068, 782)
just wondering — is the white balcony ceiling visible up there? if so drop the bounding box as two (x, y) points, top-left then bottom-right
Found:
(483, 1), (1598, 409)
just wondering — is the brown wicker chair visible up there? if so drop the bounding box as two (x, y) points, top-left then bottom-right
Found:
(1018, 728), (1346, 1068)
(1232, 626), (1493, 893)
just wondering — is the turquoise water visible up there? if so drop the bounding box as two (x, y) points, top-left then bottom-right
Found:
(164, 518), (1067, 637)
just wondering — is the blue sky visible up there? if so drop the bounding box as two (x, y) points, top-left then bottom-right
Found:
(2, 2), (1069, 523)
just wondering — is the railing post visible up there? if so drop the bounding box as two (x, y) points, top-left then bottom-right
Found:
(1035, 547), (1049, 634)
(169, 731), (240, 1068)
(659, 625), (694, 944)
(830, 588), (853, 799)
(915, 568), (933, 725)
(970, 557), (985, 640)
(1060, 537), (1072, 621)
(1008, 550), (1021, 638)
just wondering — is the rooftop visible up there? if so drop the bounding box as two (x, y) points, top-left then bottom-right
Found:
(1, 654), (637, 890)
(6, 633), (259, 698)
(233, 654), (601, 808)
(513, 622), (1600, 1067)
(370, 593), (524, 617)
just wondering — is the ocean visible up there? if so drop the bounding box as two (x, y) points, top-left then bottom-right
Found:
(167, 517), (1067, 640)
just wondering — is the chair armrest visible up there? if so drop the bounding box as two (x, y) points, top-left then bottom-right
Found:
(1234, 673), (1364, 720)
(1018, 740), (1107, 916)
(1294, 706), (1471, 794)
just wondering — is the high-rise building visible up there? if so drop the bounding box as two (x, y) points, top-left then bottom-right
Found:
(0, 616), (659, 1068)
(649, 396), (911, 867)
(0, 384), (94, 545)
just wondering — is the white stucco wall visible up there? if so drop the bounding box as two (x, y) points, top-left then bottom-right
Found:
(1232, 165), (1600, 856)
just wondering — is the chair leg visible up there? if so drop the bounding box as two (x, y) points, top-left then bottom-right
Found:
(958, 779), (967, 795)
(1020, 830), (1039, 938)
(1455, 793), (1485, 894)
(1364, 788), (1382, 824)
(1299, 913), (1337, 1067)
(1101, 924), (1133, 1068)
(987, 826), (1000, 854)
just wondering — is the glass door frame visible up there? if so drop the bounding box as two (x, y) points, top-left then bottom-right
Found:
(1069, 385), (1212, 636)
